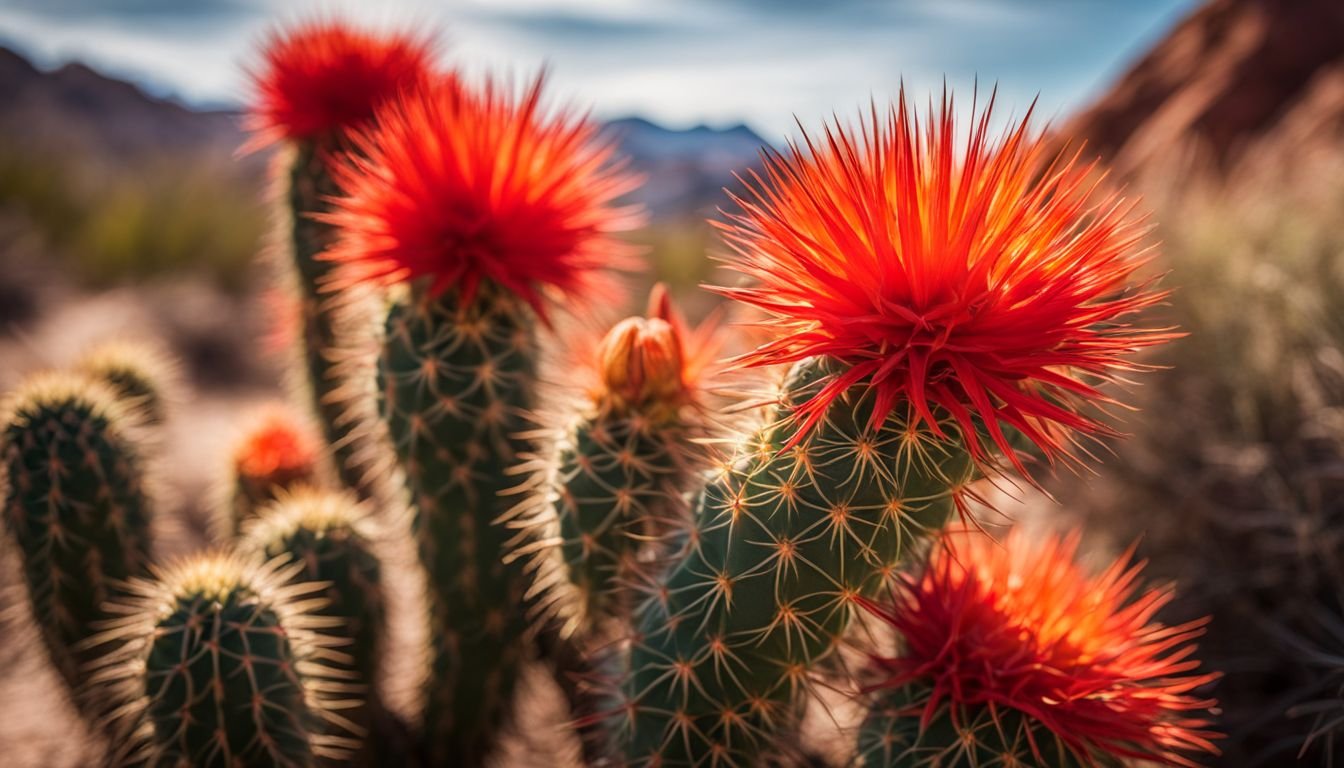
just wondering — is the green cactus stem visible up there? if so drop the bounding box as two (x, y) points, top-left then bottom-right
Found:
(73, 339), (177, 428)
(241, 487), (389, 760)
(379, 281), (539, 764)
(281, 140), (379, 501)
(0, 372), (155, 711)
(96, 552), (356, 767)
(613, 358), (975, 765)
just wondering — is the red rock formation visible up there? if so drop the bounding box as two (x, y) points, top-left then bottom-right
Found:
(1066, 0), (1344, 172)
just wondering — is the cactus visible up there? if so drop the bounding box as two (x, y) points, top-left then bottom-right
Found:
(321, 73), (637, 763)
(221, 406), (322, 539)
(546, 284), (719, 633)
(246, 20), (433, 500)
(96, 552), (356, 767)
(854, 530), (1221, 768)
(74, 338), (177, 427)
(240, 487), (388, 757)
(0, 372), (154, 711)
(610, 93), (1172, 764)
(513, 285), (721, 762)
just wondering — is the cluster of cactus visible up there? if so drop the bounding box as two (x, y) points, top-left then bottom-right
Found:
(0, 16), (1259, 768)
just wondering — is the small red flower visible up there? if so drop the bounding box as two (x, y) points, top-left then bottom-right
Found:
(716, 90), (1174, 467)
(246, 20), (435, 146)
(323, 74), (640, 313)
(860, 530), (1220, 767)
(234, 408), (319, 484)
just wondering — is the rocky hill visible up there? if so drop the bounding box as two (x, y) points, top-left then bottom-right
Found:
(1065, 0), (1344, 172)
(0, 45), (766, 219)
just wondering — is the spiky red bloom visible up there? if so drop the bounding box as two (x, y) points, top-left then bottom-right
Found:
(323, 75), (640, 312)
(717, 92), (1174, 466)
(246, 20), (434, 145)
(234, 410), (318, 482)
(861, 530), (1220, 767)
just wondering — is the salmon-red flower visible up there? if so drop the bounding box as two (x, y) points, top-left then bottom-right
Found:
(323, 74), (640, 312)
(860, 530), (1220, 767)
(716, 91), (1173, 466)
(234, 408), (319, 485)
(246, 20), (434, 146)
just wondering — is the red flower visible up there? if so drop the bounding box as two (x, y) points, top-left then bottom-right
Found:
(716, 91), (1174, 467)
(323, 72), (639, 312)
(234, 408), (318, 483)
(860, 530), (1220, 767)
(246, 20), (434, 146)
(322, 74), (640, 313)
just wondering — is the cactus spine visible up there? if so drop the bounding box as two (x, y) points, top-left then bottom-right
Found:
(100, 552), (355, 767)
(241, 487), (387, 757)
(0, 372), (154, 708)
(379, 282), (538, 762)
(613, 358), (974, 764)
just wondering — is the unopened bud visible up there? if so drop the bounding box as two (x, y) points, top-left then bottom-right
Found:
(598, 316), (686, 409)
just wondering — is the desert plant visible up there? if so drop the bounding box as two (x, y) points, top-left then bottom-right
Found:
(240, 487), (389, 758)
(508, 284), (722, 762)
(855, 529), (1220, 767)
(246, 20), (434, 500)
(539, 284), (720, 633)
(221, 405), (322, 538)
(321, 72), (638, 763)
(0, 371), (154, 715)
(1062, 147), (1344, 765)
(94, 552), (356, 767)
(606, 94), (1172, 765)
(73, 338), (178, 427)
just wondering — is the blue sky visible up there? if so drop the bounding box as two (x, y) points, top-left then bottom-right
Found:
(0, 0), (1199, 141)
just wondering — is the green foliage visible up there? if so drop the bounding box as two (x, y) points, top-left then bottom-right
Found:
(379, 280), (538, 764)
(0, 372), (154, 706)
(0, 146), (263, 291)
(614, 357), (974, 765)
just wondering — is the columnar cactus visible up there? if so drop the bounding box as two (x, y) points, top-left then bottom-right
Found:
(322, 74), (637, 763)
(240, 487), (387, 755)
(222, 406), (322, 538)
(611, 94), (1173, 764)
(855, 530), (1221, 767)
(548, 284), (720, 632)
(0, 372), (154, 708)
(97, 553), (355, 767)
(246, 21), (433, 500)
(74, 338), (177, 427)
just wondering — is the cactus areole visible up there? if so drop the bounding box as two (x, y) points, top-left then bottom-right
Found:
(615, 91), (1174, 765)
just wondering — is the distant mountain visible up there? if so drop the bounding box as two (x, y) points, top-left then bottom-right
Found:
(1065, 0), (1344, 173)
(0, 46), (242, 166)
(0, 45), (769, 219)
(603, 117), (767, 220)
